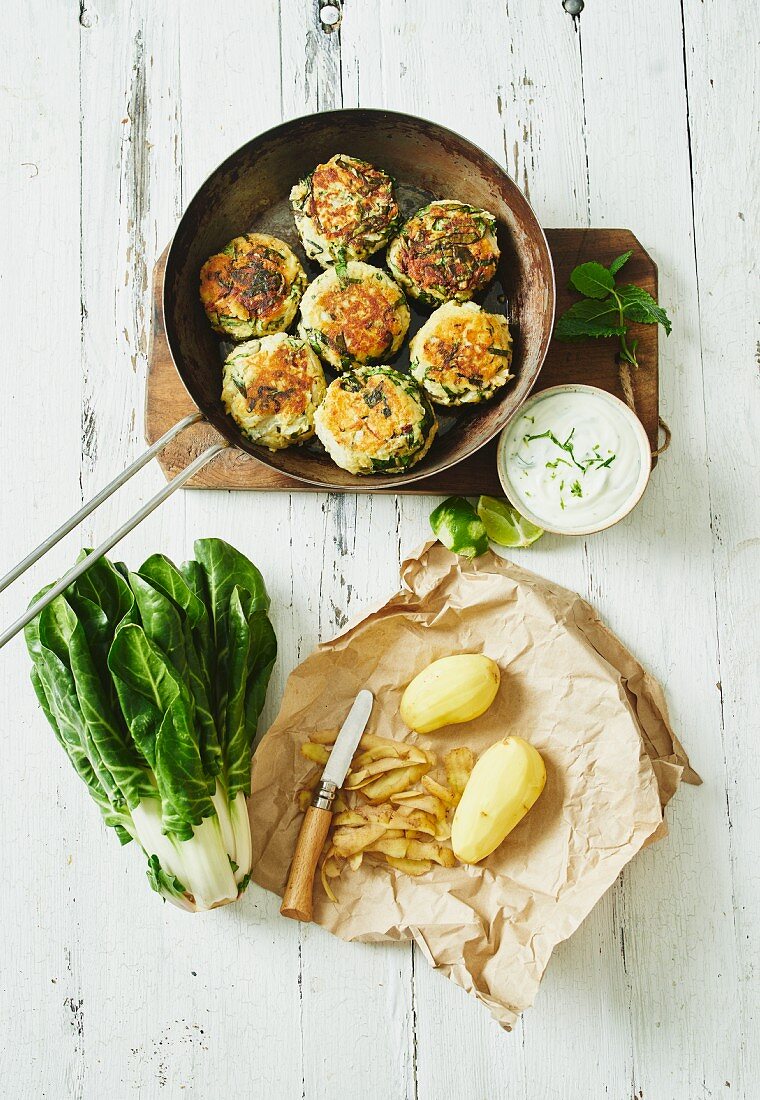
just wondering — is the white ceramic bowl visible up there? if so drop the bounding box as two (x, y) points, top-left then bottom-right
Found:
(496, 383), (652, 535)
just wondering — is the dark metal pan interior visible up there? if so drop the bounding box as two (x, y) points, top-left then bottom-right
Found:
(163, 109), (555, 489)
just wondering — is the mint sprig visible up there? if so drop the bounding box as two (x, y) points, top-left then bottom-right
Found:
(554, 250), (671, 370)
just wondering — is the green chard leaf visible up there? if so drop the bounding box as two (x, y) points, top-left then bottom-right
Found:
(128, 572), (188, 680)
(138, 554), (207, 631)
(137, 556), (219, 768)
(553, 298), (626, 340)
(32, 637), (124, 813)
(153, 700), (215, 842)
(71, 551), (136, 632)
(569, 261), (616, 299)
(35, 597), (146, 810)
(108, 625), (178, 777)
(30, 662), (132, 841)
(177, 559), (217, 704)
(224, 588), (277, 799)
(25, 538), (276, 911)
(146, 853), (187, 900)
(243, 612), (277, 753)
(182, 617), (222, 781)
(193, 539), (270, 734)
(108, 624), (212, 839)
(64, 610), (153, 810)
(617, 284), (673, 334)
(223, 587), (254, 797)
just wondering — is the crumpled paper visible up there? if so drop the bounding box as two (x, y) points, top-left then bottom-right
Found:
(249, 542), (697, 1028)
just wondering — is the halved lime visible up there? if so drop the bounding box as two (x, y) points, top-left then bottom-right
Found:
(476, 496), (544, 548)
(430, 496), (489, 558)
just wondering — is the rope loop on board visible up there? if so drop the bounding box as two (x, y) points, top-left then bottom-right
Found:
(617, 361), (671, 458)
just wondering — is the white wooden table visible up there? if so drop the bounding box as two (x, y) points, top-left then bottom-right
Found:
(1, 2), (757, 1096)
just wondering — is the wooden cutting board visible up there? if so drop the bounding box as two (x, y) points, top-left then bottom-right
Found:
(145, 228), (659, 494)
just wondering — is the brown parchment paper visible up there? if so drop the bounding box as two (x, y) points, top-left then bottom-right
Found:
(249, 542), (697, 1029)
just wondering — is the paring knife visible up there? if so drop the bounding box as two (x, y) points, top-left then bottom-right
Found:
(281, 689), (374, 922)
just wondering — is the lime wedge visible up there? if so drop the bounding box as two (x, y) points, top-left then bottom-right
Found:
(476, 496), (544, 548)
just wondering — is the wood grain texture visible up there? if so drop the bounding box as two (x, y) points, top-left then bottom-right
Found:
(281, 806), (333, 922)
(0, 0), (757, 1097)
(145, 229), (659, 493)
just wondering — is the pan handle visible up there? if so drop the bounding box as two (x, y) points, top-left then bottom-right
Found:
(0, 410), (204, 595)
(0, 415), (227, 651)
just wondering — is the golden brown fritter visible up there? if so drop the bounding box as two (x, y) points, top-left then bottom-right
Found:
(221, 334), (326, 450)
(410, 301), (513, 406)
(314, 367), (437, 475)
(387, 200), (500, 305)
(200, 233), (307, 340)
(290, 154), (400, 266)
(298, 262), (410, 370)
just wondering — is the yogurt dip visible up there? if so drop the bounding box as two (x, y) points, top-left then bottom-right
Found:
(497, 385), (651, 534)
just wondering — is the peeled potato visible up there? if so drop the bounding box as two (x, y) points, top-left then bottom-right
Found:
(400, 654), (500, 733)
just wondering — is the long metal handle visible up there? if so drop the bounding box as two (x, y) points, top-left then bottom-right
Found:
(0, 440), (226, 651)
(0, 411), (204, 595)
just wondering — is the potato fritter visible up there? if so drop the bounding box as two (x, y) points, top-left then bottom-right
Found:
(200, 233), (307, 340)
(409, 300), (513, 406)
(314, 367), (437, 475)
(387, 200), (499, 306)
(298, 262), (410, 371)
(290, 154), (400, 267)
(221, 333), (326, 450)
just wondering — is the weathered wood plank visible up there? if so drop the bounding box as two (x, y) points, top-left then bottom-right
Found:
(0, 5), (83, 1098)
(578, 2), (743, 1095)
(369, 5), (625, 1097)
(681, 0), (760, 1091)
(277, 6), (416, 1097)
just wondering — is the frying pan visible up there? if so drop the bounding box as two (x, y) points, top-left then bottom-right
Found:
(0, 109), (554, 648)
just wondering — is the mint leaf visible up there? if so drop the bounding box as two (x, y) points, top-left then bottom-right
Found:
(569, 262), (615, 299)
(554, 298), (626, 340)
(617, 284), (672, 335)
(609, 250), (633, 276)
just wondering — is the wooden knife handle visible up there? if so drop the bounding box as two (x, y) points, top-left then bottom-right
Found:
(280, 805), (333, 922)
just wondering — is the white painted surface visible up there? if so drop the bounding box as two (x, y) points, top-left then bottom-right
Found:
(0, 1), (757, 1096)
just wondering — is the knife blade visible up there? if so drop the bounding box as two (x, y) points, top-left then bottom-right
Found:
(280, 689), (374, 922)
(320, 688), (374, 791)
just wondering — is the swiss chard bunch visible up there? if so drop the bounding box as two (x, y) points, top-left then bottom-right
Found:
(554, 250), (672, 370)
(25, 538), (276, 912)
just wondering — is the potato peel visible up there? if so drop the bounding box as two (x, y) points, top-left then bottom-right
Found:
(421, 774), (457, 807)
(360, 763), (428, 802)
(385, 856), (433, 876)
(299, 728), (476, 896)
(390, 792), (446, 819)
(301, 742), (330, 765)
(444, 747), (476, 798)
(310, 729), (339, 745)
(332, 823), (387, 856)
